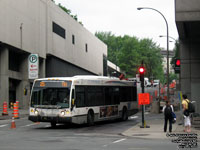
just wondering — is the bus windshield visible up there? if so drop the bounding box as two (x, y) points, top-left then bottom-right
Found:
(31, 81), (71, 108)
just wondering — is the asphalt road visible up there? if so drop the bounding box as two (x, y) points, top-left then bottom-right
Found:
(0, 113), (179, 150)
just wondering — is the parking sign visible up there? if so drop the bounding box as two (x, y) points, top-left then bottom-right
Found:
(28, 54), (39, 79)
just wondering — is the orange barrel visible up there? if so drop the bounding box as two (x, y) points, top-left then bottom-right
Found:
(12, 103), (19, 119)
(16, 101), (20, 115)
(16, 101), (19, 108)
(154, 90), (158, 98)
(2, 101), (8, 115)
(150, 95), (153, 103)
(164, 96), (167, 101)
(161, 88), (163, 94)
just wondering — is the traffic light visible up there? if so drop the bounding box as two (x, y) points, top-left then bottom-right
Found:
(174, 59), (180, 73)
(139, 66), (145, 82)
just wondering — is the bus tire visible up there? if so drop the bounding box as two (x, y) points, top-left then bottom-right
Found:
(122, 107), (128, 121)
(51, 122), (57, 128)
(87, 110), (94, 126)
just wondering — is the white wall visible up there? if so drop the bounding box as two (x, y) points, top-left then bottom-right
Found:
(0, 0), (107, 75)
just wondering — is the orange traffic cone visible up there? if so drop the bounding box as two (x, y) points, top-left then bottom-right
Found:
(2, 101), (8, 115)
(11, 117), (16, 129)
(12, 103), (19, 119)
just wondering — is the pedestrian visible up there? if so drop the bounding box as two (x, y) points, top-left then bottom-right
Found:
(182, 94), (191, 133)
(162, 101), (174, 132)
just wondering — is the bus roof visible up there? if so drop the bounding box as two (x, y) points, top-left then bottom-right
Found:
(34, 75), (136, 86)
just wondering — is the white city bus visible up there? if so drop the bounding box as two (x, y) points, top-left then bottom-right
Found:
(29, 76), (138, 127)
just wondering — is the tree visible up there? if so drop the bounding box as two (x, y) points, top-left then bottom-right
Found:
(95, 32), (165, 81)
(51, 1), (83, 25)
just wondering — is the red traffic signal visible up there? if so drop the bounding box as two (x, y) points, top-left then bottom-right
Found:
(139, 67), (145, 74)
(139, 66), (145, 83)
(176, 59), (180, 66)
(174, 59), (180, 74)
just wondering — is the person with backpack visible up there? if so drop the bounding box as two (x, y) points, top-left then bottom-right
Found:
(182, 94), (192, 132)
(162, 101), (174, 132)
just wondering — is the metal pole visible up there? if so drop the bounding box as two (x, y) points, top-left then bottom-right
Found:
(137, 7), (170, 102)
(142, 81), (145, 127)
(20, 23), (23, 50)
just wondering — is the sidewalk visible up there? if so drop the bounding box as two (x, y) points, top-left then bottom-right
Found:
(0, 108), (29, 120)
(122, 111), (200, 140)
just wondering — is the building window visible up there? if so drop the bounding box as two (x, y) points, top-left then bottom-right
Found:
(9, 50), (20, 72)
(85, 43), (88, 52)
(52, 22), (65, 39)
(72, 35), (75, 45)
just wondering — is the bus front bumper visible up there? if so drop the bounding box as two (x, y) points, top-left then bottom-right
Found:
(28, 115), (72, 123)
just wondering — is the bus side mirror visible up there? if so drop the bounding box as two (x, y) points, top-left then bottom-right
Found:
(71, 89), (75, 111)
(72, 99), (75, 105)
(71, 99), (75, 111)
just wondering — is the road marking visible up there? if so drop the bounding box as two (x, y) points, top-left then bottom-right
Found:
(0, 124), (8, 128)
(102, 138), (126, 147)
(128, 148), (148, 150)
(112, 138), (126, 144)
(21, 123), (38, 127)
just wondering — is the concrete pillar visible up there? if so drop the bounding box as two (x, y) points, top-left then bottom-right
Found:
(190, 39), (200, 113)
(180, 39), (200, 113)
(16, 54), (29, 109)
(0, 48), (9, 106)
(180, 40), (191, 98)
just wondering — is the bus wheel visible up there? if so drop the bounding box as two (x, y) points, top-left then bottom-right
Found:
(87, 110), (94, 126)
(122, 107), (128, 121)
(51, 122), (57, 128)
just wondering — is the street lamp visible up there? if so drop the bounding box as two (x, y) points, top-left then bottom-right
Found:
(137, 7), (170, 102)
(159, 35), (176, 41)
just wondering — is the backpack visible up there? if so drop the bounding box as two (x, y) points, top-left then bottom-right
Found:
(164, 105), (172, 117)
(186, 99), (195, 113)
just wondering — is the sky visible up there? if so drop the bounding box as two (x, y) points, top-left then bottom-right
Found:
(54, 0), (178, 50)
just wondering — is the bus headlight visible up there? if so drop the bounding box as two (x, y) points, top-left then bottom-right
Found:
(34, 110), (39, 115)
(60, 111), (65, 116)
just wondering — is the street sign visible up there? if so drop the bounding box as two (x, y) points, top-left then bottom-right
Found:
(28, 54), (39, 79)
(138, 93), (150, 105)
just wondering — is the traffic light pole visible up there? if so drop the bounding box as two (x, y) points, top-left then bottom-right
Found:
(139, 61), (145, 128)
(141, 79), (145, 128)
(139, 61), (150, 128)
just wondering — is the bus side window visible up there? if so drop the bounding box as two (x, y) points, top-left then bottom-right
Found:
(75, 86), (85, 107)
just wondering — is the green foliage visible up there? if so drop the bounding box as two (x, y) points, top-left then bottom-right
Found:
(95, 32), (165, 81)
(52, 1), (83, 26)
(58, 3), (71, 14)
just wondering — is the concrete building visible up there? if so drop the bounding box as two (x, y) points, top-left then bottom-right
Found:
(0, 0), (107, 108)
(160, 50), (175, 74)
(175, 0), (200, 113)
